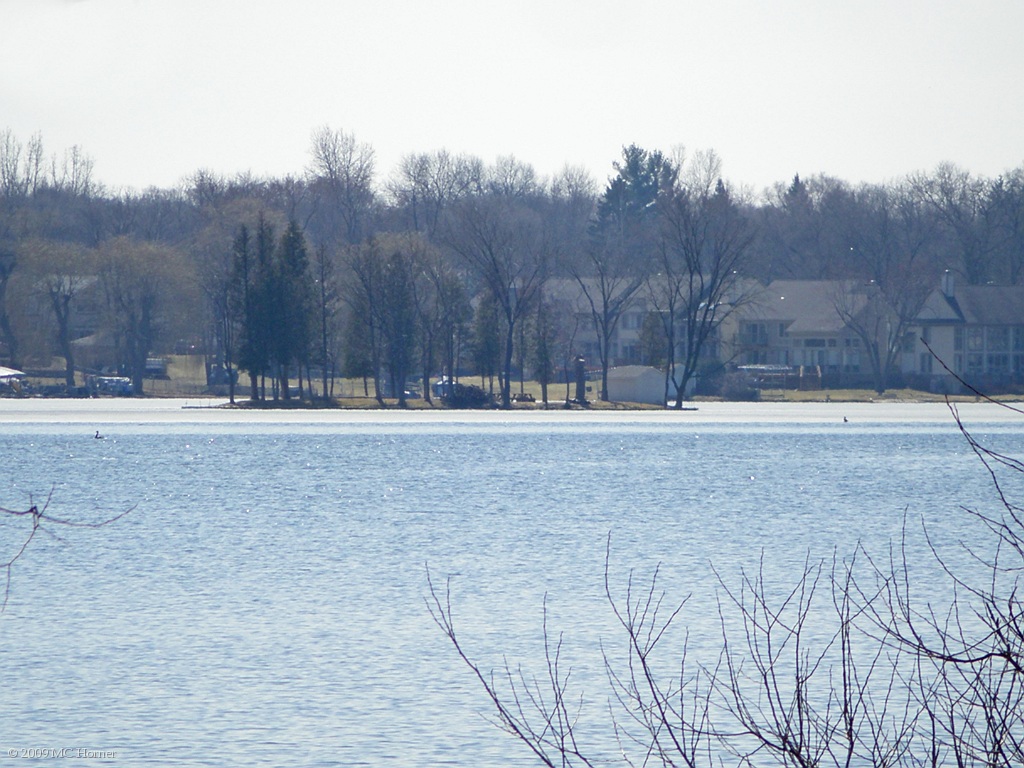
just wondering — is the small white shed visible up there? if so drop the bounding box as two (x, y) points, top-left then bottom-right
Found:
(606, 365), (665, 405)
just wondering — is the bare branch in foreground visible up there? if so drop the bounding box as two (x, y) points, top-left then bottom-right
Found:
(2, 492), (135, 612)
(425, 566), (598, 768)
(429, 387), (1024, 767)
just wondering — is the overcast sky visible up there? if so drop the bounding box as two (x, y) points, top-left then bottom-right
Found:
(2, 0), (1021, 194)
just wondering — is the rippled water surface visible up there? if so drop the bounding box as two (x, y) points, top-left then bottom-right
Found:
(1, 401), (1022, 766)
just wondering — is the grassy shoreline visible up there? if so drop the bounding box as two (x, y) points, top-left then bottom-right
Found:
(14, 355), (1020, 408)
(222, 387), (1018, 411)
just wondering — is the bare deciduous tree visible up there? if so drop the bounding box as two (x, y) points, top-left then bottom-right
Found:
(0, 130), (45, 198)
(431, 397), (1024, 767)
(308, 126), (376, 246)
(825, 182), (937, 393)
(989, 167), (1024, 284)
(50, 144), (94, 198)
(99, 237), (194, 395)
(912, 163), (1000, 285)
(388, 150), (483, 239)
(444, 194), (549, 409)
(22, 238), (95, 388)
(427, 570), (598, 768)
(659, 176), (756, 407)
(312, 243), (343, 401)
(0, 238), (19, 369)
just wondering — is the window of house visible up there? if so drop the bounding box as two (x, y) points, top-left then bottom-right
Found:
(922, 326), (932, 344)
(827, 338), (837, 347)
(742, 323), (767, 345)
(988, 354), (1009, 375)
(778, 323), (788, 338)
(988, 327), (1009, 352)
(1015, 354), (1024, 377)
(920, 353), (933, 374)
(968, 327), (984, 351)
(805, 338), (826, 348)
(955, 327), (964, 351)
(1015, 327), (1024, 352)
(967, 353), (984, 374)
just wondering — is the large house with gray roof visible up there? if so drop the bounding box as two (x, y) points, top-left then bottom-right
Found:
(734, 280), (868, 376)
(553, 273), (1024, 396)
(906, 272), (1024, 392)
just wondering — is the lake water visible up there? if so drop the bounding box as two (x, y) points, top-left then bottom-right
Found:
(1, 400), (1022, 766)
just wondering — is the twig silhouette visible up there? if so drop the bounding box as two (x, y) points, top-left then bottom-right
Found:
(1, 491), (134, 612)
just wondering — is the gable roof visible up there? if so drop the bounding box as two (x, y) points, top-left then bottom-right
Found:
(743, 280), (867, 334)
(918, 284), (1024, 326)
(607, 365), (663, 382)
(954, 285), (1024, 325)
(543, 275), (762, 312)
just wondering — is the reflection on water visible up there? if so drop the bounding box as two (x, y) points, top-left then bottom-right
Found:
(1, 406), (1022, 766)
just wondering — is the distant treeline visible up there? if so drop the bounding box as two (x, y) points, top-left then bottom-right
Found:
(1, 127), (1022, 405)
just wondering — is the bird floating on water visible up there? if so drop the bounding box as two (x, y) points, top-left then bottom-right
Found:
(94, 430), (104, 439)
